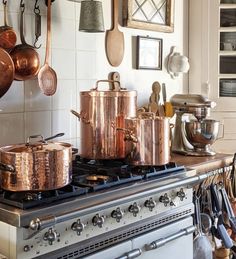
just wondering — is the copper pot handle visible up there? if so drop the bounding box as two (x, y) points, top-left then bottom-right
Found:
(71, 109), (90, 124)
(117, 127), (138, 143)
(0, 162), (15, 173)
(92, 80), (126, 91)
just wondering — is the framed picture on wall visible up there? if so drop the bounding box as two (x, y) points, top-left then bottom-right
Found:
(123, 0), (174, 33)
(136, 36), (163, 70)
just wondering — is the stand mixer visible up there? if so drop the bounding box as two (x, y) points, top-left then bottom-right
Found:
(170, 94), (218, 156)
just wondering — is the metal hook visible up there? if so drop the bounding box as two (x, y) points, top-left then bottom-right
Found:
(20, 0), (25, 11)
(34, 0), (40, 14)
(2, 0), (7, 5)
(33, 38), (41, 49)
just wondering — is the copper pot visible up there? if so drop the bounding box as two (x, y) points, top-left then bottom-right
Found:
(71, 80), (137, 159)
(122, 112), (170, 165)
(0, 135), (72, 191)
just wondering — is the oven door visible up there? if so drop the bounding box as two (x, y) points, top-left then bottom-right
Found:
(84, 240), (132, 259)
(117, 216), (194, 259)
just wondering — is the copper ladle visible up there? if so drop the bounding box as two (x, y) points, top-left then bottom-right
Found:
(0, 0), (17, 49)
(38, 0), (57, 96)
(0, 47), (14, 98)
(10, 3), (40, 81)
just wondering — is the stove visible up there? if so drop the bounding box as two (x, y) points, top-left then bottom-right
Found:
(0, 156), (227, 259)
(0, 156), (185, 209)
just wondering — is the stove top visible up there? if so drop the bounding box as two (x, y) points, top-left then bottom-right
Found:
(0, 156), (185, 209)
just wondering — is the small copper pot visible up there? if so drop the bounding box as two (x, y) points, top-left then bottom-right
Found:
(0, 135), (72, 192)
(123, 113), (170, 166)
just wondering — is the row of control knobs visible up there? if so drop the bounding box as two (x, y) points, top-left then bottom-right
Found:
(69, 189), (186, 236)
(42, 189), (186, 244)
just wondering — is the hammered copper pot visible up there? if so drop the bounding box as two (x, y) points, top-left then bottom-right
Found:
(123, 113), (170, 166)
(71, 80), (137, 159)
(0, 135), (72, 192)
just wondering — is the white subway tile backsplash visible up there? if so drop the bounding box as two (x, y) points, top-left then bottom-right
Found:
(0, 113), (24, 146)
(52, 19), (76, 50)
(24, 79), (52, 112)
(52, 110), (77, 140)
(0, 81), (24, 113)
(52, 49), (76, 80)
(52, 80), (76, 110)
(24, 111), (51, 139)
(76, 32), (97, 51)
(77, 51), (96, 79)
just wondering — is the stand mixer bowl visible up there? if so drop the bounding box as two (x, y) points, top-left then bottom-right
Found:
(185, 119), (220, 149)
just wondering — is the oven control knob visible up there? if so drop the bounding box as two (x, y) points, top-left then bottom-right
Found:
(177, 188), (186, 201)
(159, 193), (170, 206)
(111, 207), (124, 222)
(129, 202), (141, 217)
(43, 228), (57, 245)
(144, 198), (156, 211)
(71, 219), (85, 235)
(92, 214), (105, 228)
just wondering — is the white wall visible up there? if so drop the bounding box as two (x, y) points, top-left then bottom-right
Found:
(0, 0), (189, 149)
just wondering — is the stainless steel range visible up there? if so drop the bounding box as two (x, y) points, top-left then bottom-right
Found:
(0, 157), (230, 259)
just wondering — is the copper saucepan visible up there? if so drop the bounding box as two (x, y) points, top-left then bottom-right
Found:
(10, 4), (40, 81)
(0, 133), (72, 192)
(0, 47), (14, 97)
(0, 0), (17, 49)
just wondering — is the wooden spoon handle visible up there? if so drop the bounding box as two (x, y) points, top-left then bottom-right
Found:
(113, 0), (119, 29)
(45, 0), (51, 65)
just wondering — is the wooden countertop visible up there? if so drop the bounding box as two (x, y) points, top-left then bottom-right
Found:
(171, 153), (234, 173)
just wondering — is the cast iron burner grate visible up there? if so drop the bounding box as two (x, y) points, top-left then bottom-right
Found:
(0, 156), (186, 209)
(0, 185), (88, 209)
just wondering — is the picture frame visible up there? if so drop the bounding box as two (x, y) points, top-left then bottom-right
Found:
(136, 36), (163, 70)
(123, 0), (174, 33)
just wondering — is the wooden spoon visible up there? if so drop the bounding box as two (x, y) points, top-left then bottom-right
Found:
(38, 0), (57, 96)
(105, 0), (124, 67)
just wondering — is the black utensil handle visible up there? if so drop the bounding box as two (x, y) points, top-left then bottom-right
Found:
(45, 133), (64, 141)
(211, 184), (222, 213)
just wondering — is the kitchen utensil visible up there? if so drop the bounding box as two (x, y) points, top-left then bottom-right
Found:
(109, 71), (120, 90)
(0, 47), (14, 98)
(71, 80), (137, 160)
(38, 0), (57, 96)
(170, 94), (218, 156)
(79, 0), (104, 32)
(10, 3), (40, 81)
(162, 83), (174, 117)
(0, 134), (72, 192)
(221, 186), (236, 233)
(33, 0), (41, 49)
(211, 184), (233, 248)
(193, 196), (213, 259)
(123, 112), (170, 166)
(148, 82), (160, 114)
(105, 0), (124, 67)
(0, 0), (17, 49)
(185, 119), (220, 154)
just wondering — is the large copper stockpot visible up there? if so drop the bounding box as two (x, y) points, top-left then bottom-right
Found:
(0, 135), (72, 192)
(122, 113), (170, 165)
(71, 80), (137, 159)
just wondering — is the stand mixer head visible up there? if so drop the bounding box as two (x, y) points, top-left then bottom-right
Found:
(170, 94), (218, 156)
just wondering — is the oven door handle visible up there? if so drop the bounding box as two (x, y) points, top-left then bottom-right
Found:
(145, 225), (196, 251)
(115, 248), (142, 259)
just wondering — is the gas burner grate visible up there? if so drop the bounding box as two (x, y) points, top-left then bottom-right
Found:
(131, 162), (185, 179)
(0, 185), (88, 209)
(73, 173), (142, 191)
